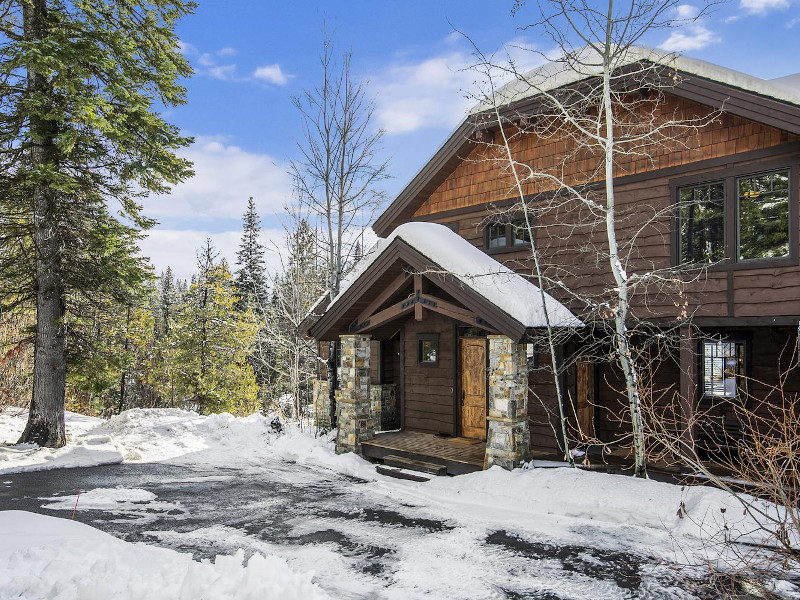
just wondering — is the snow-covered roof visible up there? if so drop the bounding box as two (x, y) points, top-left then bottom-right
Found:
(327, 222), (582, 329)
(470, 46), (800, 115)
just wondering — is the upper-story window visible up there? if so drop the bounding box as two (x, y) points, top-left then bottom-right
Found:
(486, 218), (532, 250)
(677, 166), (793, 267)
(737, 170), (790, 260)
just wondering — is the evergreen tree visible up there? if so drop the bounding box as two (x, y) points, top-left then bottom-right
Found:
(0, 0), (195, 446)
(175, 240), (259, 415)
(234, 197), (268, 311)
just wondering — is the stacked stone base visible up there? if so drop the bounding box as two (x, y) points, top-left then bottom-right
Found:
(370, 384), (397, 431)
(485, 418), (531, 470)
(484, 335), (531, 471)
(312, 379), (331, 430)
(335, 390), (374, 454)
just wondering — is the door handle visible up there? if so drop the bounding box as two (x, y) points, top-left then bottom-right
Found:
(461, 389), (465, 406)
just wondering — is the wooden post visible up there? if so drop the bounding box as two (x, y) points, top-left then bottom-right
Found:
(414, 274), (423, 321)
(678, 324), (697, 459)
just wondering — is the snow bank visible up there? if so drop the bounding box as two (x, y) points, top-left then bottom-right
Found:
(408, 465), (790, 554)
(0, 409), (123, 474)
(0, 511), (329, 600)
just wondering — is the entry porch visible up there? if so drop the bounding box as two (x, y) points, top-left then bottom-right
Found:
(361, 431), (486, 475)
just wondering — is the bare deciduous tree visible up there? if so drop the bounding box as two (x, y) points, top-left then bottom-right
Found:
(466, 0), (716, 476)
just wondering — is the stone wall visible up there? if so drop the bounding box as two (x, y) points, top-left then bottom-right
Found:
(485, 335), (531, 470)
(370, 384), (398, 431)
(312, 379), (330, 430)
(335, 334), (373, 455)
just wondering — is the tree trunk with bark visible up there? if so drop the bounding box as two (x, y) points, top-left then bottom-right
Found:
(18, 0), (67, 448)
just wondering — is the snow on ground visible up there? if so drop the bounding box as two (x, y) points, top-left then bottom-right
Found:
(1, 407), (796, 597)
(0, 510), (329, 600)
(0, 409), (123, 473)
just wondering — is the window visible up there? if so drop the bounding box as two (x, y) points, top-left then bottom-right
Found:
(417, 334), (439, 366)
(676, 166), (794, 267)
(737, 169), (790, 260)
(678, 181), (725, 265)
(485, 218), (532, 250)
(702, 339), (745, 399)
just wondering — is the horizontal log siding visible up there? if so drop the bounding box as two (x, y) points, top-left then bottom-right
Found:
(419, 162), (800, 320)
(403, 312), (455, 435)
(414, 96), (798, 217)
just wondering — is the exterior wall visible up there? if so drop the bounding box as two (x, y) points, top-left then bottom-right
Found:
(414, 147), (800, 322)
(402, 312), (455, 435)
(414, 96), (798, 218)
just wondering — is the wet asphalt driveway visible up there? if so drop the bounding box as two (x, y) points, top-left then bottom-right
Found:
(0, 460), (696, 599)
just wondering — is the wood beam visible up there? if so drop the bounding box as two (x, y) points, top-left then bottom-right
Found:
(356, 298), (415, 333)
(355, 270), (411, 325)
(414, 274), (423, 321)
(679, 324), (697, 458)
(419, 293), (499, 332)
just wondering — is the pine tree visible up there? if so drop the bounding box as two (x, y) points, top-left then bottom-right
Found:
(234, 197), (268, 311)
(175, 240), (259, 415)
(0, 0), (194, 447)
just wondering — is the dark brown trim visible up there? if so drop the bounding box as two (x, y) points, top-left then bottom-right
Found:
(452, 320), (459, 437)
(689, 316), (800, 327)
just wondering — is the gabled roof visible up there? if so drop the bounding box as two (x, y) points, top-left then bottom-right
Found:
(308, 223), (581, 341)
(373, 47), (800, 237)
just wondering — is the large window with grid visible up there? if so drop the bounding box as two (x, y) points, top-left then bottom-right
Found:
(676, 166), (793, 267)
(702, 340), (745, 399)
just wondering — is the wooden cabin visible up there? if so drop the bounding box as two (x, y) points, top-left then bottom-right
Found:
(305, 48), (800, 475)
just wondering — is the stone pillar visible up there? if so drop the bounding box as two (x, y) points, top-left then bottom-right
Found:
(370, 384), (398, 432)
(335, 334), (373, 455)
(485, 335), (531, 470)
(312, 379), (330, 430)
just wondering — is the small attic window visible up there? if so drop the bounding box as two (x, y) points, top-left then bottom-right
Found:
(485, 218), (533, 250)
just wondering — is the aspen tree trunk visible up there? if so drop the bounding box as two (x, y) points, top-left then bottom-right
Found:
(19, 0), (67, 448)
(601, 30), (647, 479)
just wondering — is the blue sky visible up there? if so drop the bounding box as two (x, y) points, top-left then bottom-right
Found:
(137, 0), (800, 279)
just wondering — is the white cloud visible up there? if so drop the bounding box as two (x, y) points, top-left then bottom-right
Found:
(141, 136), (292, 221)
(217, 47), (237, 57)
(371, 37), (545, 136)
(740, 0), (790, 15)
(177, 40), (196, 56)
(252, 64), (291, 85)
(660, 5), (720, 52)
(787, 15), (800, 26)
(139, 228), (285, 281)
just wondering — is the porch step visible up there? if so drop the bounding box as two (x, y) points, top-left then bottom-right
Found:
(376, 465), (431, 482)
(382, 454), (447, 476)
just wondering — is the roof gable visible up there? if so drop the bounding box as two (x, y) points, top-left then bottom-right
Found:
(373, 48), (800, 237)
(309, 223), (581, 341)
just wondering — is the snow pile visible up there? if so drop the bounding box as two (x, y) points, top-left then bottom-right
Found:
(39, 488), (185, 524)
(329, 222), (582, 329)
(0, 511), (329, 600)
(413, 465), (791, 553)
(0, 409), (123, 474)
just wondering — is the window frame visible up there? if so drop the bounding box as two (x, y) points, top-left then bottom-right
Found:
(484, 217), (534, 254)
(417, 333), (439, 367)
(700, 335), (749, 402)
(671, 158), (798, 271)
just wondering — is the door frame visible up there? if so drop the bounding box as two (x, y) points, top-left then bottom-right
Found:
(454, 326), (489, 439)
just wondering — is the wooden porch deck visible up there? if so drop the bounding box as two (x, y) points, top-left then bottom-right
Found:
(361, 431), (485, 475)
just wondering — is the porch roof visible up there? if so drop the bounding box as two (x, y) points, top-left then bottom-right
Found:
(307, 222), (582, 342)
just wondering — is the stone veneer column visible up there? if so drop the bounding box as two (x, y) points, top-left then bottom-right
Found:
(312, 379), (330, 430)
(335, 334), (373, 455)
(485, 335), (531, 470)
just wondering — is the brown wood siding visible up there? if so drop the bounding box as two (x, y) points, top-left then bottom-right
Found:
(414, 95), (798, 218)
(403, 312), (455, 435)
(416, 155), (800, 321)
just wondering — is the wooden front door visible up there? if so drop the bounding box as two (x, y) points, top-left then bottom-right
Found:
(459, 338), (486, 440)
(576, 356), (596, 438)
